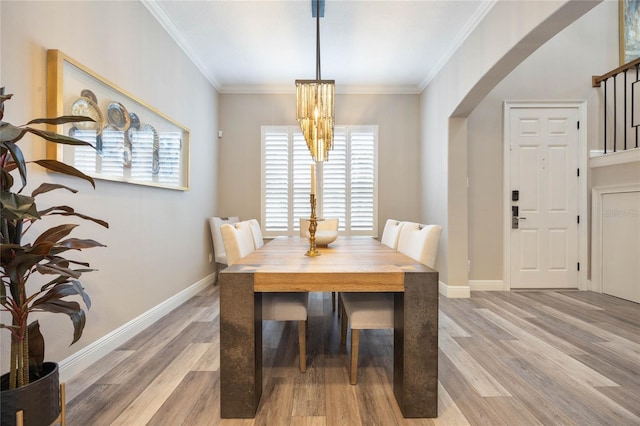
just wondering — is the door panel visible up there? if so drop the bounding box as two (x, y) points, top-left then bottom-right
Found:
(602, 191), (640, 303)
(510, 108), (579, 288)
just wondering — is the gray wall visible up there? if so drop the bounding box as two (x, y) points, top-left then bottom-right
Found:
(218, 93), (421, 236)
(420, 0), (601, 288)
(467, 1), (617, 281)
(1, 1), (219, 369)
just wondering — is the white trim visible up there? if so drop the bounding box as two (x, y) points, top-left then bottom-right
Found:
(439, 281), (471, 298)
(469, 280), (506, 291)
(418, 0), (497, 91)
(58, 274), (214, 382)
(590, 147), (640, 168)
(141, 1), (221, 90)
(220, 84), (422, 95)
(590, 184), (640, 294)
(503, 101), (588, 291)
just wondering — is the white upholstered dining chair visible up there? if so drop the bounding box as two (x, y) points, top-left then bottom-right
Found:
(340, 221), (442, 384)
(221, 221), (309, 372)
(208, 216), (240, 284)
(380, 219), (405, 249)
(247, 218), (264, 249)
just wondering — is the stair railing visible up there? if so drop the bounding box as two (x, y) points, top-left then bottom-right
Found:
(592, 57), (640, 154)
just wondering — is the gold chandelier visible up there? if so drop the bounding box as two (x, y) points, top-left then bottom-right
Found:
(296, 0), (335, 162)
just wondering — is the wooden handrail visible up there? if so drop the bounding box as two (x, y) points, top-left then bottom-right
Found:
(592, 57), (640, 87)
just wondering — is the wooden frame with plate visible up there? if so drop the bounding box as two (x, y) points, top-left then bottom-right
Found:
(46, 49), (190, 191)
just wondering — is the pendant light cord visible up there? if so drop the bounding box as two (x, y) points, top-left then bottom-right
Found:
(316, 0), (321, 80)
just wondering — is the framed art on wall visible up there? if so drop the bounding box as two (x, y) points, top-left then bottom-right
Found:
(46, 49), (190, 190)
(620, 0), (640, 64)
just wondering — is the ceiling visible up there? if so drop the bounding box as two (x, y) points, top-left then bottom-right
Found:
(142, 0), (496, 94)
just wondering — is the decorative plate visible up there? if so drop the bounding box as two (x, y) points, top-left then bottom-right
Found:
(71, 97), (104, 131)
(80, 89), (98, 103)
(106, 102), (131, 131)
(129, 112), (141, 130)
(142, 124), (160, 175)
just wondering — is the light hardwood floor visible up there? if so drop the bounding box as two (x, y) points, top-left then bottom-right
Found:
(65, 287), (640, 425)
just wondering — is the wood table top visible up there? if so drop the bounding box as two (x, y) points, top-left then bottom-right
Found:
(222, 236), (432, 292)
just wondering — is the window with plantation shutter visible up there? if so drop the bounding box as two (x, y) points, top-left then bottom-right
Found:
(261, 125), (378, 237)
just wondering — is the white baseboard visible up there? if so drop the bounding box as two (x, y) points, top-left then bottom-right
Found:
(469, 280), (506, 291)
(439, 281), (471, 298)
(58, 273), (214, 382)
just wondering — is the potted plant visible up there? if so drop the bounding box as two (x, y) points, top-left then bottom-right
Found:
(0, 89), (108, 426)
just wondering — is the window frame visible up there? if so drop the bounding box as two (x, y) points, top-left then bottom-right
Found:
(261, 125), (378, 238)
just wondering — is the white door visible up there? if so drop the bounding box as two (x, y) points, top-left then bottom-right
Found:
(509, 107), (579, 288)
(602, 191), (640, 303)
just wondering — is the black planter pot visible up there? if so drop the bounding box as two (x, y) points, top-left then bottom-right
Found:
(0, 362), (60, 426)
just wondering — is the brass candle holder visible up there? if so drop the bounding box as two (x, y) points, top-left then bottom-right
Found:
(305, 194), (320, 256)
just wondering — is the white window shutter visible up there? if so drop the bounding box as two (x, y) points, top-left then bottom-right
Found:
(262, 125), (377, 237)
(350, 129), (376, 232)
(263, 129), (290, 233)
(322, 128), (347, 230)
(292, 132), (313, 231)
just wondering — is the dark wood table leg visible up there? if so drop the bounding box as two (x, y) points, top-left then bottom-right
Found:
(393, 270), (439, 417)
(220, 272), (262, 418)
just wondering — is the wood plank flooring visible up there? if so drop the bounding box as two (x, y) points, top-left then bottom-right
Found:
(65, 287), (640, 425)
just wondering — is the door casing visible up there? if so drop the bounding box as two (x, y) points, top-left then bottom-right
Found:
(503, 101), (588, 290)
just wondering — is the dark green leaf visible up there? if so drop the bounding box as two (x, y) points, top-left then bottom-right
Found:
(1, 167), (14, 190)
(70, 279), (91, 309)
(28, 321), (44, 374)
(28, 240), (55, 256)
(26, 116), (95, 126)
(7, 253), (45, 294)
(69, 310), (86, 345)
(32, 298), (80, 315)
(34, 281), (91, 310)
(33, 298), (88, 344)
(24, 127), (96, 148)
(0, 122), (27, 142)
(31, 183), (78, 197)
(38, 205), (108, 228)
(39, 275), (68, 292)
(44, 252), (92, 267)
(59, 238), (106, 249)
(33, 224), (78, 246)
(4, 140), (27, 190)
(31, 159), (95, 188)
(35, 263), (81, 279)
(0, 192), (40, 221)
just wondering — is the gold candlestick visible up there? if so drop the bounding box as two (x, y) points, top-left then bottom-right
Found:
(305, 194), (320, 256)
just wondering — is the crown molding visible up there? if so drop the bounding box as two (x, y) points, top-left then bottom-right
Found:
(141, 0), (221, 91)
(143, 0), (494, 96)
(418, 0), (497, 91)
(220, 84), (422, 95)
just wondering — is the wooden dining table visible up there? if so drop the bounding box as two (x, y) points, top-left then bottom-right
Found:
(219, 236), (439, 418)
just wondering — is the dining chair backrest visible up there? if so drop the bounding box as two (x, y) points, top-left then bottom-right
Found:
(397, 222), (442, 268)
(380, 219), (405, 249)
(209, 216), (240, 264)
(247, 219), (264, 249)
(299, 218), (339, 237)
(221, 222), (255, 265)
